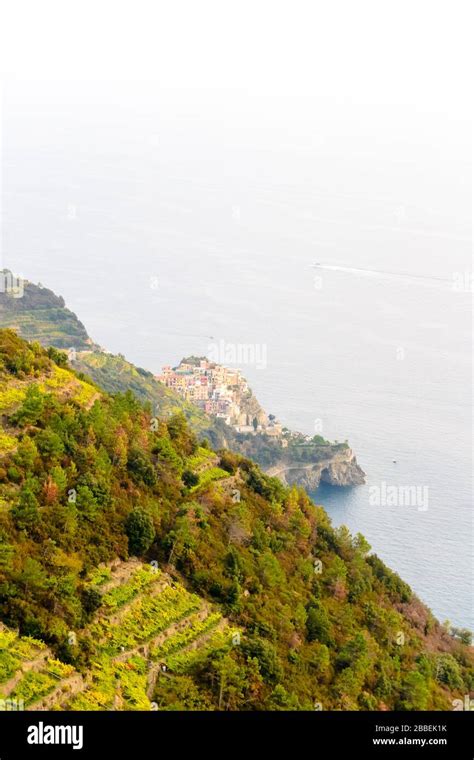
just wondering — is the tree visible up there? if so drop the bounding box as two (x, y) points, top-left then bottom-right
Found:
(306, 604), (334, 646)
(354, 532), (371, 556)
(307, 642), (330, 676)
(213, 652), (247, 709)
(451, 627), (472, 646)
(50, 465), (68, 495)
(47, 346), (68, 367)
(167, 514), (196, 566)
(267, 684), (301, 710)
(42, 475), (59, 505)
(153, 674), (212, 710)
(257, 551), (285, 588)
(35, 429), (65, 461)
(0, 531), (14, 570)
(127, 448), (156, 487)
(182, 469), (199, 488)
(81, 587), (103, 616)
(16, 557), (48, 595)
(435, 655), (464, 690)
(336, 632), (368, 670)
(397, 671), (429, 710)
(219, 450), (239, 474)
(152, 437), (182, 470)
(11, 480), (40, 530)
(125, 508), (155, 555)
(242, 636), (283, 684)
(14, 436), (39, 473)
(167, 413), (196, 455)
(12, 385), (45, 426)
(76, 485), (98, 518)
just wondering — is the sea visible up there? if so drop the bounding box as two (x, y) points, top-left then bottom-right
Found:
(2, 84), (472, 628)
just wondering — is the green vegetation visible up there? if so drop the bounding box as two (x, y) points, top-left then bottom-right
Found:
(91, 585), (202, 656)
(0, 431), (16, 455)
(8, 669), (57, 706)
(87, 566), (112, 587)
(0, 562), (236, 710)
(189, 466), (228, 492)
(44, 658), (75, 679)
(0, 648), (20, 683)
(68, 654), (151, 711)
(0, 276), (91, 350)
(0, 279), (347, 473)
(0, 330), (472, 711)
(186, 446), (216, 470)
(100, 566), (158, 610)
(0, 625), (72, 707)
(150, 611), (222, 660)
(125, 510), (156, 556)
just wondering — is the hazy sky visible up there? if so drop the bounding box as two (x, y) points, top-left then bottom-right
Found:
(0, 1), (471, 117)
(1, 1), (471, 276)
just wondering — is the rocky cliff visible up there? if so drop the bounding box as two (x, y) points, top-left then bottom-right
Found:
(237, 390), (267, 427)
(265, 447), (365, 489)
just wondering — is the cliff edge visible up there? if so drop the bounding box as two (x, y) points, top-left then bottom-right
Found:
(265, 446), (366, 489)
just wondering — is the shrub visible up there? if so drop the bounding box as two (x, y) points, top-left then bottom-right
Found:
(242, 636), (283, 684)
(82, 587), (103, 616)
(306, 604), (334, 646)
(127, 448), (156, 487)
(35, 429), (65, 461)
(182, 470), (199, 488)
(125, 508), (155, 556)
(11, 385), (45, 426)
(435, 655), (464, 690)
(11, 481), (40, 529)
(397, 671), (430, 710)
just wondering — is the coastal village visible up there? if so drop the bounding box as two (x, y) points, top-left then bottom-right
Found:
(157, 358), (286, 440)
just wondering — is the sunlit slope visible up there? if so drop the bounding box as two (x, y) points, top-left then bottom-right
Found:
(0, 562), (237, 710)
(0, 329), (471, 711)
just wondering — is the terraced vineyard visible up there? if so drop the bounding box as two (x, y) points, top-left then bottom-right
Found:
(184, 446), (230, 493)
(68, 562), (238, 710)
(0, 561), (239, 710)
(0, 626), (80, 709)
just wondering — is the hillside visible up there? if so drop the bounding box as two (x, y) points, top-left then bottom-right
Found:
(1, 561), (238, 710)
(0, 275), (365, 487)
(0, 276), (243, 440)
(0, 279), (93, 351)
(0, 329), (472, 710)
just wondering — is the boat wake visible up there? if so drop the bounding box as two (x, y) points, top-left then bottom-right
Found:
(311, 263), (450, 285)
